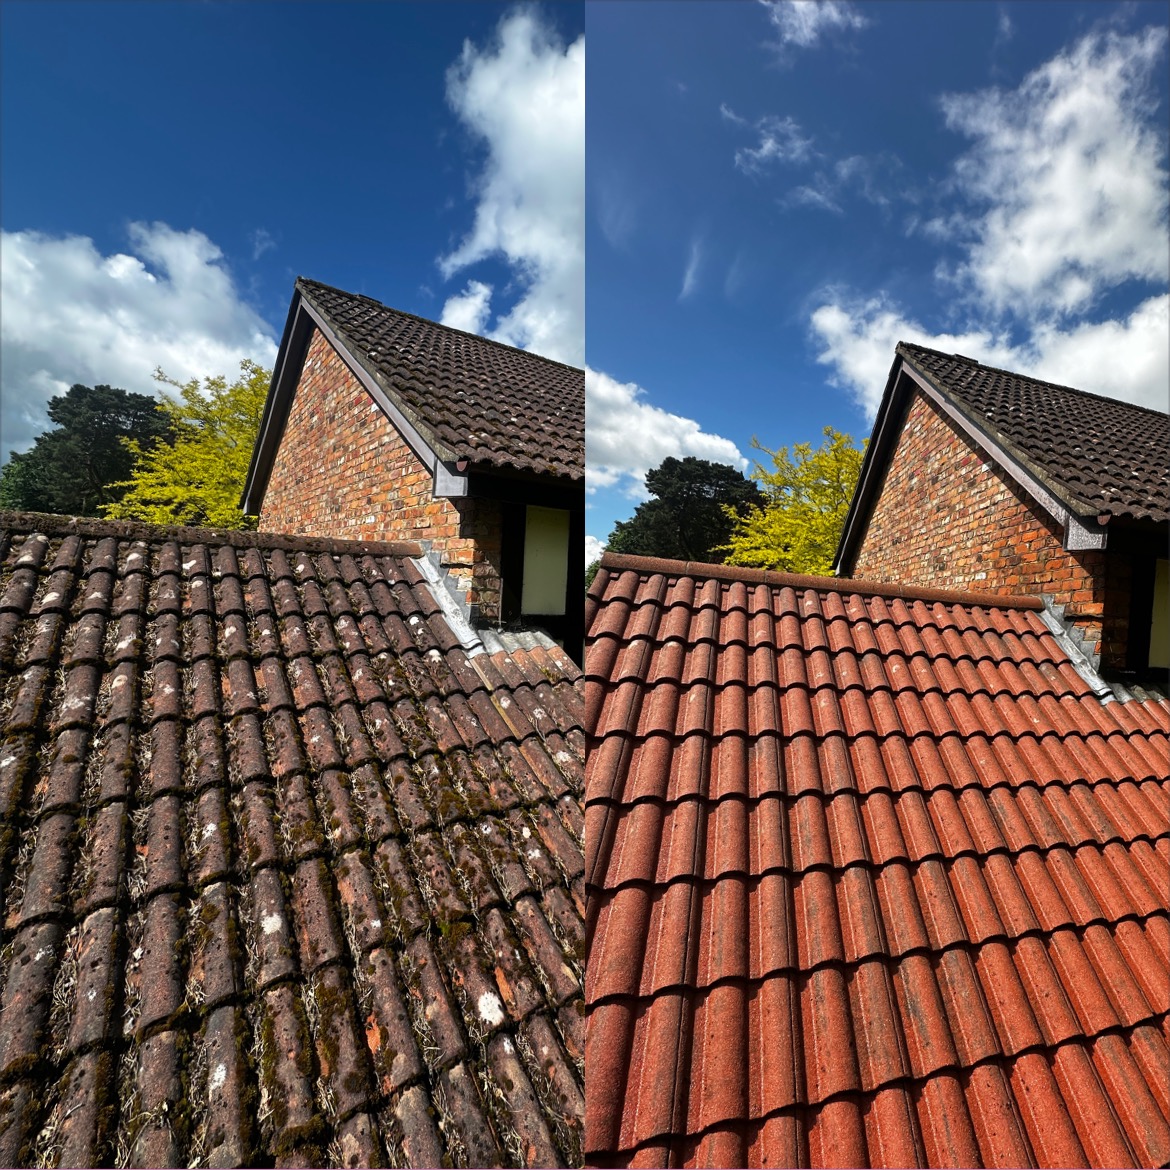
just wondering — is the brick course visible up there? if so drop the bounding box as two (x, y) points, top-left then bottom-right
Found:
(260, 328), (504, 618)
(853, 391), (1132, 669)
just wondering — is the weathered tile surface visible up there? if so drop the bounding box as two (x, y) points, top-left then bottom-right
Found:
(0, 512), (584, 1168)
(585, 553), (1170, 1169)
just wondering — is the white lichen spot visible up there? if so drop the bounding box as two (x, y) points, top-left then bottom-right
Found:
(209, 1063), (227, 1094)
(480, 823), (492, 835)
(202, 823), (218, 840)
(183, 560), (197, 572)
(41, 592), (60, 605)
(369, 919), (381, 930)
(261, 912), (283, 936)
(87, 988), (97, 1003)
(162, 685), (175, 696)
(33, 947), (53, 963)
(477, 991), (506, 1027)
(116, 637), (134, 652)
(521, 826), (531, 840)
(502, 1036), (514, 1055)
(224, 624), (239, 639)
(0, 755), (15, 770)
(527, 849), (542, 861)
(112, 676), (127, 690)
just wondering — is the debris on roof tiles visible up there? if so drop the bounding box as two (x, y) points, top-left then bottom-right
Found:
(585, 553), (1170, 1169)
(0, 511), (584, 1168)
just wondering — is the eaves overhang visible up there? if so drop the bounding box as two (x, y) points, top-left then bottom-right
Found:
(833, 347), (1111, 576)
(240, 282), (467, 515)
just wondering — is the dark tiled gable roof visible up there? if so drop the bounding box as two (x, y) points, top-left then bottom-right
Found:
(585, 553), (1170, 1169)
(0, 512), (584, 1168)
(899, 342), (1170, 524)
(300, 278), (585, 482)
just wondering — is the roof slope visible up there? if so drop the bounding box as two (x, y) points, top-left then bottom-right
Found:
(299, 278), (585, 481)
(898, 342), (1170, 524)
(585, 553), (1170, 1169)
(0, 512), (584, 1168)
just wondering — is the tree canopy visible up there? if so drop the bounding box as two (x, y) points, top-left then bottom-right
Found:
(605, 456), (764, 564)
(0, 383), (172, 517)
(103, 361), (270, 530)
(721, 427), (866, 575)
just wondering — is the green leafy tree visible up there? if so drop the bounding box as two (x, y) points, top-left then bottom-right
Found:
(606, 456), (764, 563)
(722, 427), (866, 575)
(0, 384), (171, 516)
(104, 361), (270, 529)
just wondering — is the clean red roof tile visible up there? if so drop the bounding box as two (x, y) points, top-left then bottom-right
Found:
(586, 554), (1170, 1168)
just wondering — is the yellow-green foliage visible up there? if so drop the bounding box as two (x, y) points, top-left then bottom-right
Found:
(103, 361), (271, 529)
(721, 426), (866, 575)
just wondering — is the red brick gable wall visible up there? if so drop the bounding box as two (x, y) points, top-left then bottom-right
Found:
(260, 327), (503, 618)
(853, 391), (1131, 669)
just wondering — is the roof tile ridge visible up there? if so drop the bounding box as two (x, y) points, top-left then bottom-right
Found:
(895, 340), (1170, 419)
(597, 551), (1045, 611)
(296, 276), (585, 375)
(0, 510), (424, 558)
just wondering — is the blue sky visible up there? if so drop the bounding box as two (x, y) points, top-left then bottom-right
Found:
(585, 1), (1170, 559)
(1, 1), (583, 456)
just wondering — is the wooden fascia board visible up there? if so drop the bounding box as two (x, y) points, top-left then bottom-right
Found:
(832, 353), (909, 576)
(240, 291), (310, 514)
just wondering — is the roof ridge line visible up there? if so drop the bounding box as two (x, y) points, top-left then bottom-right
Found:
(896, 340), (1170, 419)
(0, 510), (425, 558)
(597, 552), (1046, 611)
(296, 276), (585, 374)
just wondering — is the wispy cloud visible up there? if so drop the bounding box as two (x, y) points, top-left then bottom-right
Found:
(780, 153), (903, 214)
(734, 114), (815, 174)
(760, 0), (868, 57)
(719, 102), (748, 127)
(679, 238), (703, 300)
(249, 227), (276, 261)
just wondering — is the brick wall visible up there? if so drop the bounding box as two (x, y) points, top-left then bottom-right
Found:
(853, 391), (1131, 669)
(260, 328), (504, 619)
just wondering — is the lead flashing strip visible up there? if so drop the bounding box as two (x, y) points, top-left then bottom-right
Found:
(411, 552), (484, 657)
(1038, 602), (1114, 701)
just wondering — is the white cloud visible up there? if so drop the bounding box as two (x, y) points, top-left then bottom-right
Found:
(806, 25), (1170, 422)
(1, 223), (278, 459)
(439, 9), (584, 367)
(585, 534), (606, 565)
(734, 114), (815, 174)
(586, 366), (747, 498)
(679, 238), (703, 300)
(440, 279), (494, 334)
(809, 291), (1170, 416)
(719, 102), (748, 127)
(938, 26), (1169, 319)
(761, 0), (868, 51)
